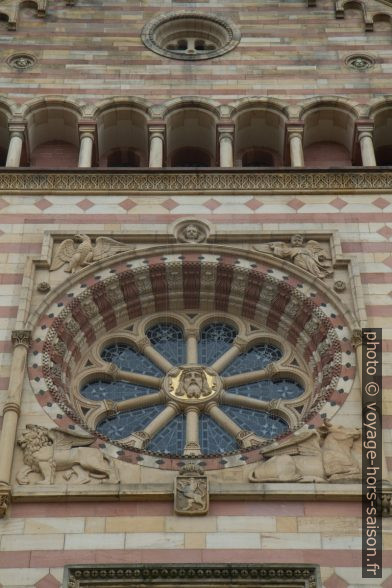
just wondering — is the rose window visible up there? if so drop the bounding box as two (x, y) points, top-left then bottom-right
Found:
(73, 316), (309, 456)
(141, 13), (241, 61)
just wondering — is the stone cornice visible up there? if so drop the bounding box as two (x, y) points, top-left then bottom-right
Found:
(0, 168), (392, 195)
(11, 481), (363, 501)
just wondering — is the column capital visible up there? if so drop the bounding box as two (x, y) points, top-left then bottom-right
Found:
(356, 122), (374, 138)
(148, 123), (165, 136)
(78, 121), (96, 137)
(233, 336), (248, 352)
(185, 327), (200, 341)
(8, 121), (26, 137)
(184, 405), (200, 415)
(135, 336), (151, 353)
(351, 328), (364, 349)
(11, 330), (31, 348)
(286, 123), (304, 137)
(217, 124), (235, 140)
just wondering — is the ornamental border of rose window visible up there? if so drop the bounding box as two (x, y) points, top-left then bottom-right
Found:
(27, 250), (356, 471)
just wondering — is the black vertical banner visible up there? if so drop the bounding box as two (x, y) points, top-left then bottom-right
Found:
(362, 328), (382, 579)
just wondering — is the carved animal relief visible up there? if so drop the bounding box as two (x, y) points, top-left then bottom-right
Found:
(174, 464), (209, 515)
(17, 425), (119, 485)
(50, 234), (134, 273)
(249, 422), (361, 483)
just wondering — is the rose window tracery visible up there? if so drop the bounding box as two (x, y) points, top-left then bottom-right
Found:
(73, 317), (309, 456)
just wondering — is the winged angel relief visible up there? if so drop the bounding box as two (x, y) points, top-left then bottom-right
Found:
(50, 234), (134, 273)
(254, 234), (333, 280)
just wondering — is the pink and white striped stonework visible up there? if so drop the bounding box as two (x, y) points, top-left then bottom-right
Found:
(0, 0), (392, 587)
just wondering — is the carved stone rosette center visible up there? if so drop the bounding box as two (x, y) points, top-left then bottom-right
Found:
(164, 365), (222, 407)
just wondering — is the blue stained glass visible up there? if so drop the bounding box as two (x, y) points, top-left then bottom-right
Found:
(198, 322), (237, 365)
(97, 405), (164, 439)
(81, 379), (155, 402)
(146, 323), (185, 365)
(220, 405), (288, 438)
(148, 414), (186, 454)
(101, 343), (162, 376)
(228, 379), (304, 401)
(199, 414), (237, 454)
(222, 343), (282, 376)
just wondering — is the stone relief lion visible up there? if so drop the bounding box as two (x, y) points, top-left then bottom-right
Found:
(249, 421), (361, 483)
(16, 425), (119, 485)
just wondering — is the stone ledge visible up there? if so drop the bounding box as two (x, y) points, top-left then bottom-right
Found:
(0, 167), (392, 194)
(10, 482), (363, 502)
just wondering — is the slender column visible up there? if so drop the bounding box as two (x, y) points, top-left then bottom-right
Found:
(5, 123), (26, 167)
(0, 330), (31, 516)
(218, 125), (234, 168)
(186, 328), (199, 364)
(184, 407), (201, 456)
(148, 125), (165, 168)
(78, 123), (96, 168)
(287, 124), (304, 168)
(357, 125), (376, 167)
(212, 336), (247, 373)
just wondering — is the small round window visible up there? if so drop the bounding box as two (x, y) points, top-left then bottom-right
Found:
(141, 12), (241, 61)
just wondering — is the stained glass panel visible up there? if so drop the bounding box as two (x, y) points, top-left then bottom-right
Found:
(97, 405), (164, 439)
(148, 414), (186, 454)
(199, 414), (237, 454)
(81, 379), (155, 402)
(228, 379), (304, 401)
(101, 342), (162, 376)
(222, 343), (282, 376)
(198, 322), (237, 365)
(220, 405), (288, 438)
(146, 323), (185, 365)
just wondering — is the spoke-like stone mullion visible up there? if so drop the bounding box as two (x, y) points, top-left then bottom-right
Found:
(206, 402), (243, 437)
(84, 391), (165, 429)
(211, 336), (247, 373)
(121, 402), (179, 449)
(117, 391), (165, 412)
(221, 391), (269, 411)
(223, 362), (282, 388)
(144, 402), (178, 437)
(110, 366), (162, 389)
(206, 401), (266, 449)
(185, 328), (199, 364)
(184, 407), (201, 456)
(221, 392), (300, 429)
(136, 336), (173, 372)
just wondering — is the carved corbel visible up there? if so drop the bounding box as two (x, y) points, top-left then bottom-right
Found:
(0, 486), (11, 518)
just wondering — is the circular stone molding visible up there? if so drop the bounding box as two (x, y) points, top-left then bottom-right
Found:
(141, 12), (241, 61)
(7, 53), (36, 70)
(28, 247), (357, 470)
(345, 54), (374, 71)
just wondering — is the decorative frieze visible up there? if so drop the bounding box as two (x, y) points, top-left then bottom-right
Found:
(1, 170), (392, 194)
(64, 564), (321, 588)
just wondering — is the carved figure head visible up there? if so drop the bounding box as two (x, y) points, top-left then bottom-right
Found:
(183, 224), (201, 242)
(176, 367), (211, 398)
(290, 234), (304, 247)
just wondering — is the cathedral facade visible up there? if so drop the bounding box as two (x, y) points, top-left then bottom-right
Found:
(0, 0), (391, 586)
